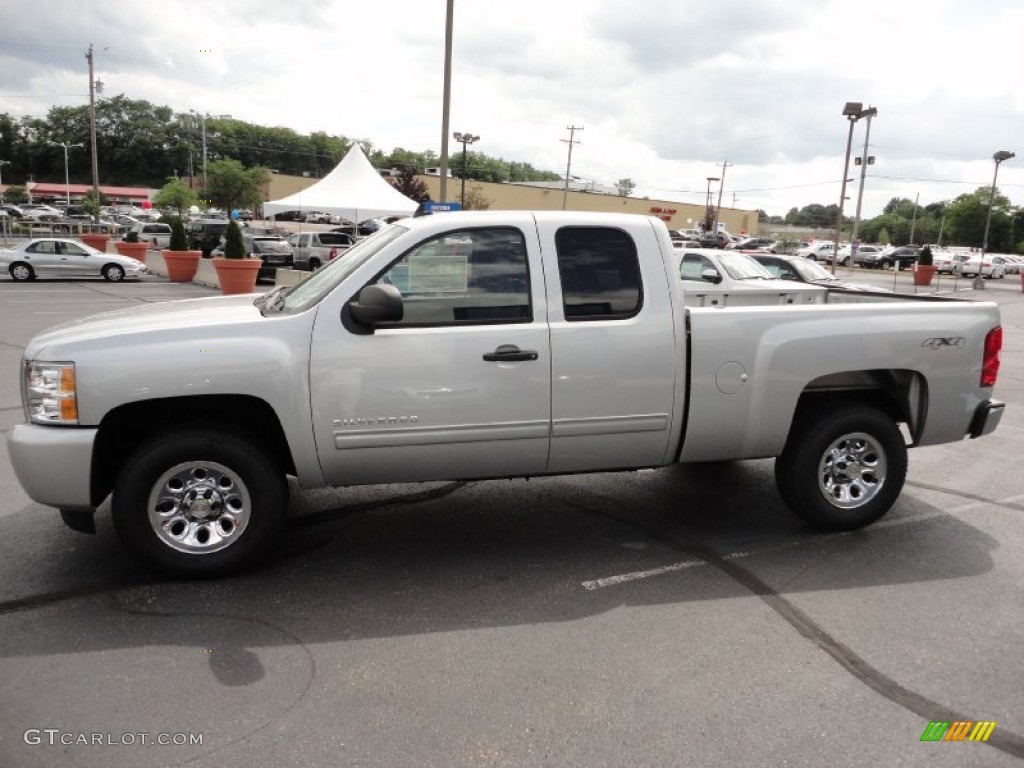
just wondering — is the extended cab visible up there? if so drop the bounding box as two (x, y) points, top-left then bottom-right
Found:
(8, 212), (1004, 577)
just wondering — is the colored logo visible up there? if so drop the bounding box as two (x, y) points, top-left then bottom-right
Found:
(920, 720), (996, 742)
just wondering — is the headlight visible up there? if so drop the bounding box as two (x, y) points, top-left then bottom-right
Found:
(24, 361), (79, 424)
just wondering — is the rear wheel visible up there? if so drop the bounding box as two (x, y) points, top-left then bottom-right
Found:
(308, 257), (321, 271)
(775, 403), (907, 531)
(112, 427), (287, 577)
(10, 262), (34, 281)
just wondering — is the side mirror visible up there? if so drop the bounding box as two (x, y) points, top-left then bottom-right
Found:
(701, 268), (722, 285)
(343, 283), (404, 334)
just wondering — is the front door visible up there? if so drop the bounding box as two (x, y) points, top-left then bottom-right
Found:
(58, 241), (99, 276)
(309, 222), (551, 486)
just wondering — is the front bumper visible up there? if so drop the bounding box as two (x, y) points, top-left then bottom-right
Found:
(969, 399), (1004, 439)
(7, 423), (97, 512)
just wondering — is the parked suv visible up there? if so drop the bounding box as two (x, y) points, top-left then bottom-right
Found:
(187, 219), (230, 257)
(125, 222), (173, 248)
(857, 245), (919, 270)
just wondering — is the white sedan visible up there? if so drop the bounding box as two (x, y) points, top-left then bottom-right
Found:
(956, 254), (1007, 279)
(0, 238), (146, 282)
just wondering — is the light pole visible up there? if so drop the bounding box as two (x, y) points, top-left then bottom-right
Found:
(832, 102), (873, 274)
(48, 141), (83, 204)
(452, 131), (479, 206)
(704, 176), (719, 235)
(976, 149), (1015, 290)
(0, 160), (10, 202)
(849, 105), (877, 262)
(190, 111), (208, 191)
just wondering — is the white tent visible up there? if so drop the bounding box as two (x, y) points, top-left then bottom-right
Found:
(263, 144), (418, 221)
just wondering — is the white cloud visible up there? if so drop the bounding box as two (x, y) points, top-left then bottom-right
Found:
(0, 0), (1021, 217)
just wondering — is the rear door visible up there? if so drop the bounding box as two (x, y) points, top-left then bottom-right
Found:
(19, 240), (62, 276)
(537, 219), (678, 472)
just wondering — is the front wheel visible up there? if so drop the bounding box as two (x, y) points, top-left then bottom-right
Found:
(879, 259), (892, 270)
(775, 403), (907, 531)
(112, 427), (287, 577)
(103, 264), (125, 281)
(10, 262), (35, 281)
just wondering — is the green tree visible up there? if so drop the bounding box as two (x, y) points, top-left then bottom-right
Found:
(153, 176), (198, 218)
(389, 166), (430, 203)
(204, 159), (270, 214)
(4, 184), (28, 204)
(616, 178), (636, 197)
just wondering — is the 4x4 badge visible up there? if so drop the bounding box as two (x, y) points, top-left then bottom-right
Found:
(922, 337), (965, 349)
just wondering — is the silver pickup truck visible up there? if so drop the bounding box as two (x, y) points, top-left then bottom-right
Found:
(8, 212), (1004, 577)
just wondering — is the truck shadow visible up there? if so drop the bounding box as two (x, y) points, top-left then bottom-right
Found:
(0, 459), (1000, 675)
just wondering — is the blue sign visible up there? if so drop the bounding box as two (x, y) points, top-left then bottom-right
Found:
(422, 201), (462, 213)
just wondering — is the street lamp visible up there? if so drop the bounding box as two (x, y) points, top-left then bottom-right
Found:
(48, 141), (83, 205)
(832, 102), (873, 274)
(976, 149), (1015, 290)
(0, 160), (10, 203)
(452, 131), (479, 206)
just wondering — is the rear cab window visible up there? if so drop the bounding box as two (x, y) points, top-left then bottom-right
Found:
(554, 227), (642, 320)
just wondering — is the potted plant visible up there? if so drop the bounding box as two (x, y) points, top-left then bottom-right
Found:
(913, 244), (937, 286)
(78, 196), (110, 253)
(114, 229), (149, 262)
(162, 217), (202, 282)
(212, 220), (261, 295)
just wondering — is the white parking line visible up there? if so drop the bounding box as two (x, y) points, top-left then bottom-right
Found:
(580, 509), (950, 591)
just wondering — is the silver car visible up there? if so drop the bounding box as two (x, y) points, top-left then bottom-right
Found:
(0, 238), (146, 282)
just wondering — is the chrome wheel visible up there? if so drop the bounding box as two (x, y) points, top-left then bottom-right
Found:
(148, 460), (251, 554)
(11, 263), (33, 281)
(103, 264), (125, 281)
(818, 431), (886, 509)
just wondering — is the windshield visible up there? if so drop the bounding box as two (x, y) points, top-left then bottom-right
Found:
(717, 251), (774, 280)
(276, 225), (408, 313)
(791, 258), (838, 282)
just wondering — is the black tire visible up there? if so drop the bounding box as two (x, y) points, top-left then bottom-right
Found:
(112, 427), (287, 577)
(775, 403), (907, 531)
(10, 262), (35, 281)
(879, 259), (891, 270)
(308, 257), (321, 271)
(103, 264), (125, 282)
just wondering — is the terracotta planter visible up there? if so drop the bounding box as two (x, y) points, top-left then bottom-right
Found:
(80, 233), (110, 252)
(162, 250), (202, 282)
(114, 240), (149, 262)
(913, 264), (937, 286)
(212, 257), (262, 295)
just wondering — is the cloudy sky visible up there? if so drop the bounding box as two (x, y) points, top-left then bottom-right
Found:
(1, 0), (1022, 218)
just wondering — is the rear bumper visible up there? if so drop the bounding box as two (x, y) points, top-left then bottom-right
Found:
(7, 423), (97, 512)
(969, 399), (1004, 438)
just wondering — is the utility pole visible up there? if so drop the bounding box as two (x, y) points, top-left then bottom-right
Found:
(86, 44), (101, 203)
(439, 0), (454, 203)
(908, 192), (920, 245)
(713, 160), (731, 233)
(850, 106), (877, 251)
(561, 125), (583, 210)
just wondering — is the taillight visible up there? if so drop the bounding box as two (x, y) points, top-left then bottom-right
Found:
(981, 326), (1002, 388)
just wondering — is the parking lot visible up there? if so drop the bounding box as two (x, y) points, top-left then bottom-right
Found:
(0, 273), (1022, 767)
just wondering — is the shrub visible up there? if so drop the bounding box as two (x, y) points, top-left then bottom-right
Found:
(223, 220), (246, 259)
(168, 217), (188, 251)
(917, 244), (933, 266)
(125, 230), (140, 243)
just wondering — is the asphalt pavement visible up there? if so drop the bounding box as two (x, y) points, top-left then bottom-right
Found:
(0, 270), (1022, 767)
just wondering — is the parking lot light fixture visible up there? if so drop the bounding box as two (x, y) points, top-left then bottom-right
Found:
(704, 177), (719, 234)
(452, 131), (479, 206)
(976, 150), (1015, 290)
(833, 102), (871, 275)
(48, 141), (84, 207)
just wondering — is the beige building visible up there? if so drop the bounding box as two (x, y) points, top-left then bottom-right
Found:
(264, 172), (760, 236)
